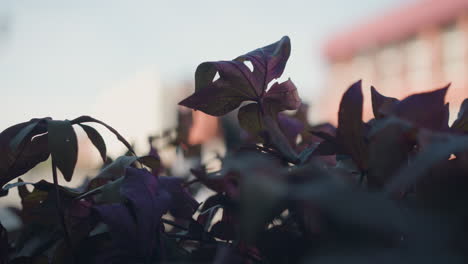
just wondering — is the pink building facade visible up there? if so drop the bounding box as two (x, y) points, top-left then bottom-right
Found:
(322, 0), (468, 123)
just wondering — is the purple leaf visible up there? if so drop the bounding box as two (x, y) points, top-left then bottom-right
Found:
(197, 193), (227, 226)
(47, 120), (78, 181)
(370, 86), (398, 119)
(240, 170), (287, 243)
(392, 85), (449, 130)
(210, 208), (237, 240)
(88, 177), (125, 204)
(147, 138), (162, 175)
(65, 199), (96, 248)
(178, 83), (248, 116)
(367, 118), (414, 188)
(93, 168), (198, 260)
(237, 103), (264, 138)
(0, 222), (9, 263)
(313, 140), (339, 157)
(71, 115), (135, 156)
(264, 113), (299, 163)
(180, 37), (300, 165)
(158, 176), (199, 219)
(238, 103), (299, 163)
(308, 123), (339, 157)
(386, 133), (468, 195)
(236, 36), (291, 93)
(93, 168), (169, 259)
(290, 179), (405, 240)
(0, 118), (50, 193)
(414, 158), (468, 212)
(336, 80), (368, 171)
(78, 124), (107, 163)
(17, 178), (30, 200)
(211, 221), (236, 241)
(310, 123), (336, 140)
(138, 156), (162, 176)
(89, 156), (139, 187)
(264, 79), (301, 111)
(179, 36), (292, 116)
(298, 144), (318, 164)
(191, 168), (240, 199)
(451, 98), (468, 131)
(83, 156), (175, 205)
(277, 113), (304, 146)
(442, 102), (450, 131)
(213, 246), (243, 264)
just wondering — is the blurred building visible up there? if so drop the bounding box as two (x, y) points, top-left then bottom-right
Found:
(91, 67), (170, 155)
(322, 0), (468, 123)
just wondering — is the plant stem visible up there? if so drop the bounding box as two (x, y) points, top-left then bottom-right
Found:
(51, 159), (74, 262)
(182, 178), (199, 188)
(162, 219), (188, 231)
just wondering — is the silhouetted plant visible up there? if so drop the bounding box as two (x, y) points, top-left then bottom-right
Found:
(1, 36), (468, 264)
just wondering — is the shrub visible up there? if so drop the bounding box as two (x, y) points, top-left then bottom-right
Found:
(1, 36), (467, 263)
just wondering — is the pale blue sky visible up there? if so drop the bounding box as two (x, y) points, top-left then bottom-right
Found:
(0, 0), (405, 139)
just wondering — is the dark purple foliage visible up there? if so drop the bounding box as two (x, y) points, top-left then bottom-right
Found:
(93, 168), (198, 262)
(92, 168), (166, 260)
(452, 98), (468, 131)
(392, 85), (449, 130)
(179, 36), (294, 116)
(180, 36), (301, 163)
(0, 222), (9, 264)
(336, 80), (368, 171)
(371, 86), (398, 119)
(2, 36), (468, 264)
(0, 118), (49, 194)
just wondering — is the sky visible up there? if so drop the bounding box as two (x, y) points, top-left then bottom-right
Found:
(0, 0), (406, 154)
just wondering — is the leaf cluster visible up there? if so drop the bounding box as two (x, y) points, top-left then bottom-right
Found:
(1, 37), (468, 264)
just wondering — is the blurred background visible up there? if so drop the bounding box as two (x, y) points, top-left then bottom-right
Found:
(1, 0), (468, 229)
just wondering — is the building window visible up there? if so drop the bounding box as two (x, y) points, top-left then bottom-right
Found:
(441, 23), (465, 84)
(404, 37), (432, 92)
(376, 44), (403, 93)
(351, 53), (375, 88)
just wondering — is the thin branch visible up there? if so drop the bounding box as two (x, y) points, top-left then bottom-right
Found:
(182, 178), (199, 188)
(52, 159), (74, 263)
(161, 219), (188, 231)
